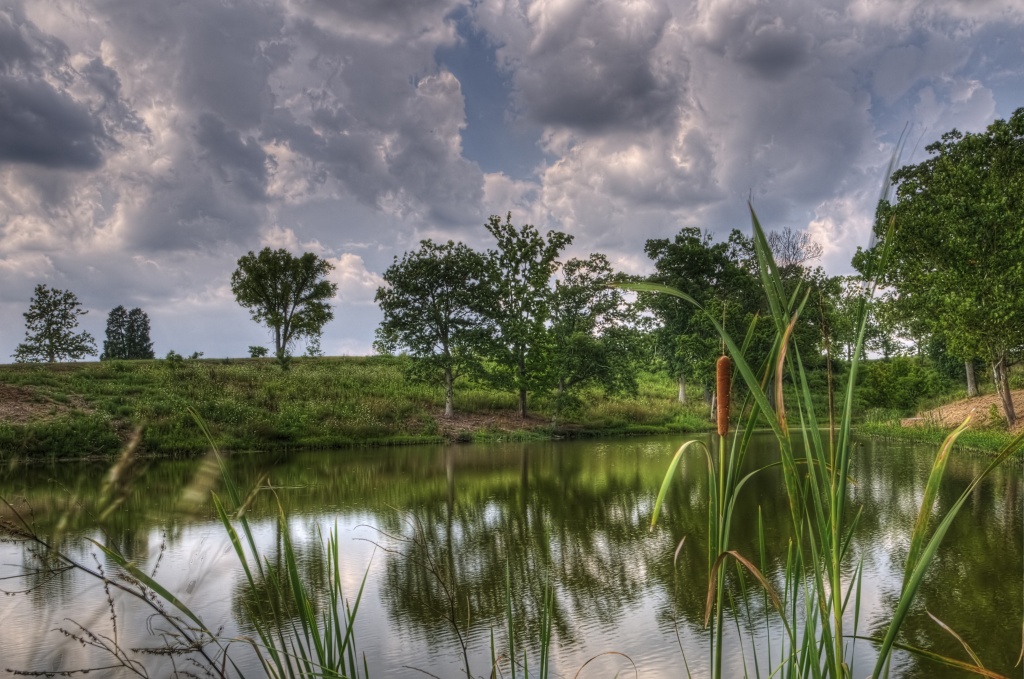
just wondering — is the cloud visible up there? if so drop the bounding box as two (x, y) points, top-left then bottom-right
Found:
(328, 253), (385, 305)
(195, 113), (274, 202)
(478, 0), (684, 132)
(0, 0), (1021, 358)
(0, 8), (111, 170)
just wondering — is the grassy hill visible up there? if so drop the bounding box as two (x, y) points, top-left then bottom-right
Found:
(0, 356), (712, 460)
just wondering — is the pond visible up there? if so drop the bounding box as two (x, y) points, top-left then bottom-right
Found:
(0, 434), (1020, 678)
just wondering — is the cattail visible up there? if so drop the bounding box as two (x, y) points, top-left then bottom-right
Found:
(716, 355), (731, 436)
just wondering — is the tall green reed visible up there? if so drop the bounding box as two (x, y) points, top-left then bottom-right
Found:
(630, 203), (1024, 678)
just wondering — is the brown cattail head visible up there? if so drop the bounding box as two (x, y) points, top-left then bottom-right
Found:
(716, 355), (731, 436)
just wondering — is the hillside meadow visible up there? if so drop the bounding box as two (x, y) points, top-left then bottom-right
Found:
(0, 356), (711, 459)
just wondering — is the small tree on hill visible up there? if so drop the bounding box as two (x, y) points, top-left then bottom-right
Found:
(102, 305), (129, 360)
(126, 308), (155, 359)
(374, 240), (486, 418)
(13, 284), (97, 363)
(231, 248), (338, 360)
(476, 213), (573, 418)
(102, 306), (155, 360)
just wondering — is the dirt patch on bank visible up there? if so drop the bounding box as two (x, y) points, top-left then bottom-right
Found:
(436, 411), (558, 441)
(902, 389), (1024, 434)
(0, 383), (91, 424)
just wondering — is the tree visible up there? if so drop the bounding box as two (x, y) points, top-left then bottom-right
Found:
(374, 240), (487, 418)
(248, 345), (269, 358)
(767, 227), (823, 274)
(643, 228), (761, 404)
(102, 305), (129, 360)
(13, 284), (97, 363)
(102, 306), (155, 360)
(862, 109), (1024, 426)
(477, 213), (573, 418)
(126, 308), (155, 359)
(230, 248), (338, 360)
(548, 253), (638, 417)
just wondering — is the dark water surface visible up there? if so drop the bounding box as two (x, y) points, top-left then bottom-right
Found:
(1, 434), (1020, 678)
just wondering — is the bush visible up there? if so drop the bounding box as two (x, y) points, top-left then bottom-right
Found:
(858, 357), (951, 414)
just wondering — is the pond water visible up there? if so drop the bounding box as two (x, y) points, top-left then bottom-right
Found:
(0, 434), (1020, 678)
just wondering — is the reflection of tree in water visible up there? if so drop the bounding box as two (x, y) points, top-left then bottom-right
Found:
(377, 444), (669, 655)
(374, 440), (804, 659)
(229, 516), (331, 634)
(2, 435), (1020, 677)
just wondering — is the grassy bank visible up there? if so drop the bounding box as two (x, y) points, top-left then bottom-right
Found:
(857, 420), (1020, 455)
(0, 356), (712, 459)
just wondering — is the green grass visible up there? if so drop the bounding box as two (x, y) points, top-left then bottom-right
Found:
(0, 356), (712, 459)
(856, 420), (1020, 456)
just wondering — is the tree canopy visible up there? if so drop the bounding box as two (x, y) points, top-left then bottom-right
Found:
(862, 108), (1024, 425)
(643, 228), (761, 401)
(375, 240), (487, 418)
(231, 248), (339, 360)
(549, 253), (639, 415)
(477, 213), (573, 418)
(102, 306), (155, 360)
(13, 284), (97, 363)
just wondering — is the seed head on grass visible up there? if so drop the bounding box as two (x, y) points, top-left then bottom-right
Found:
(716, 355), (730, 437)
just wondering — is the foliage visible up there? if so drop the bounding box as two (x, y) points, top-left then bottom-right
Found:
(476, 213), (573, 418)
(248, 345), (269, 358)
(642, 228), (762, 401)
(12, 284), (97, 363)
(549, 253), (640, 416)
(861, 108), (1024, 426)
(102, 306), (155, 360)
(637, 204), (1024, 679)
(231, 248), (339, 360)
(374, 239), (487, 418)
(858, 356), (951, 414)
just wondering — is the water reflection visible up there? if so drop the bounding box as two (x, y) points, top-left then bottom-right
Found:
(0, 435), (1020, 678)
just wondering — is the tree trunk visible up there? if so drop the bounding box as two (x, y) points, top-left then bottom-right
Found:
(993, 354), (1017, 428)
(678, 374), (687, 404)
(517, 355), (527, 418)
(709, 394), (717, 422)
(965, 360), (978, 398)
(443, 367), (454, 418)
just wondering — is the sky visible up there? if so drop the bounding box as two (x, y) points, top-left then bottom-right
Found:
(0, 0), (1021, 359)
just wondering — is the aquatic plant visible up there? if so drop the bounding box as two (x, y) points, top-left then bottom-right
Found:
(634, 203), (1024, 678)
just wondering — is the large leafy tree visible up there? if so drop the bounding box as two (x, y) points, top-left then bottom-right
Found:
(231, 248), (338, 360)
(643, 228), (760, 403)
(374, 240), (487, 418)
(102, 306), (155, 360)
(477, 213), (573, 418)
(864, 108), (1024, 426)
(13, 284), (97, 363)
(549, 253), (639, 416)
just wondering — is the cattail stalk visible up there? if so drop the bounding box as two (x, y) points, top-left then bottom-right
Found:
(716, 355), (731, 436)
